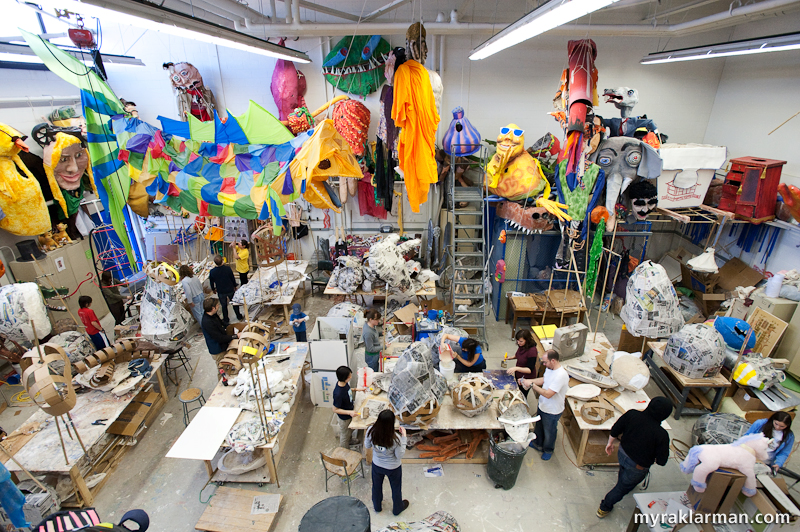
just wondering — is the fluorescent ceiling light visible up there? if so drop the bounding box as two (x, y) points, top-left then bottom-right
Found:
(642, 32), (800, 64)
(469, 0), (621, 60)
(29, 0), (310, 63)
(0, 42), (144, 65)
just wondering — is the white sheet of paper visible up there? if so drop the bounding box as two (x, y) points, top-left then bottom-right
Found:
(166, 407), (242, 460)
(251, 494), (281, 514)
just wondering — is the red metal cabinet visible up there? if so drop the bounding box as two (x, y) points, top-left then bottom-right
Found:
(718, 156), (787, 223)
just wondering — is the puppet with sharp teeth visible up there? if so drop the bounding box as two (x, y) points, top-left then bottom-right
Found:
(163, 62), (217, 122)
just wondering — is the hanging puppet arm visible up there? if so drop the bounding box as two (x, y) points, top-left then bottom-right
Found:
(279, 95), (350, 127)
(535, 181), (572, 222)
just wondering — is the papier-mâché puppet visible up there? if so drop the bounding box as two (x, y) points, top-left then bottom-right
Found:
(602, 87), (660, 147)
(271, 39), (307, 122)
(163, 62), (217, 121)
(0, 124), (52, 236)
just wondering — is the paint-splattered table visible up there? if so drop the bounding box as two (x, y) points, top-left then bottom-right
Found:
(2, 356), (168, 507)
(183, 343), (307, 486)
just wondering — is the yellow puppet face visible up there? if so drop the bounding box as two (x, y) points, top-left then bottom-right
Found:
(496, 124), (524, 160)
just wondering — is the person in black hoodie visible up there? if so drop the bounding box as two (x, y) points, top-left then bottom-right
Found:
(201, 298), (238, 361)
(597, 396), (673, 518)
(208, 254), (241, 324)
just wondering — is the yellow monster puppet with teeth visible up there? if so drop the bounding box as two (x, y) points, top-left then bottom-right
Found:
(486, 124), (570, 221)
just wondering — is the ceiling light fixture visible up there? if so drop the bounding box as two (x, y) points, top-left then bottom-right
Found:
(0, 42), (144, 66)
(641, 32), (800, 64)
(469, 0), (621, 60)
(27, 0), (311, 63)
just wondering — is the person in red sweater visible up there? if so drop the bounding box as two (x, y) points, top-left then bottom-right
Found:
(505, 329), (544, 397)
(78, 296), (107, 351)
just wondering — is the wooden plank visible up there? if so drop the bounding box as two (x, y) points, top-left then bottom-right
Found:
(656, 207), (691, 223)
(402, 440), (489, 464)
(690, 389), (713, 411)
(195, 486), (281, 532)
(756, 474), (800, 517)
(166, 407), (242, 460)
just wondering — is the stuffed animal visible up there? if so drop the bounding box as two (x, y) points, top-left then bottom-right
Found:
(680, 433), (771, 497)
(53, 223), (72, 246)
(38, 230), (59, 251)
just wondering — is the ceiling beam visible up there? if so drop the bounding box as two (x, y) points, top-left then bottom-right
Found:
(645, 0), (721, 20)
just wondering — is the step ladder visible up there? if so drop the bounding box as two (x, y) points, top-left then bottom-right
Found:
(446, 148), (489, 346)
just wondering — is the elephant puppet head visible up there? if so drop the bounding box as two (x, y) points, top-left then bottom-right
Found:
(406, 22), (427, 64)
(164, 62), (204, 92)
(627, 180), (658, 220)
(603, 87), (639, 119)
(591, 137), (662, 229)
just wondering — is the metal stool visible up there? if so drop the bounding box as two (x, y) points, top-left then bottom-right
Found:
(163, 346), (192, 385)
(179, 387), (205, 426)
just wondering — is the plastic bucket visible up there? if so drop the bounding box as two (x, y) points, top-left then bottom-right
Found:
(440, 359), (456, 383)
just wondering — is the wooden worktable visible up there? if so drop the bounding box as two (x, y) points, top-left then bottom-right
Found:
(506, 291), (587, 336)
(324, 279), (436, 298)
(3, 357), (168, 507)
(645, 341), (730, 419)
(233, 260), (309, 324)
(556, 333), (671, 467)
(185, 343), (308, 486)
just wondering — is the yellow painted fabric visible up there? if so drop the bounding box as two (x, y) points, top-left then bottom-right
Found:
(0, 123), (51, 235)
(392, 60), (440, 213)
(236, 248), (250, 273)
(288, 119), (362, 212)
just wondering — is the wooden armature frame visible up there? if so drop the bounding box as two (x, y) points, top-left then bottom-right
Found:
(252, 224), (285, 268)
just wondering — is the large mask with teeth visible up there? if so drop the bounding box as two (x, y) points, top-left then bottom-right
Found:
(165, 62), (203, 91)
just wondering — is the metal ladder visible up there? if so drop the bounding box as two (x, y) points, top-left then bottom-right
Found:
(447, 149), (488, 346)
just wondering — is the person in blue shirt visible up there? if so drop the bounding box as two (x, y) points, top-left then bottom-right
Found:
(745, 412), (795, 473)
(439, 333), (486, 373)
(289, 303), (308, 342)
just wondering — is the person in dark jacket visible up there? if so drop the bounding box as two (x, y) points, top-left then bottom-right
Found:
(597, 396), (673, 518)
(505, 329), (543, 397)
(208, 254), (241, 324)
(201, 298), (238, 360)
(100, 270), (128, 325)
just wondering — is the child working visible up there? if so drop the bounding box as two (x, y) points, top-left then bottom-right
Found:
(233, 240), (250, 286)
(365, 410), (409, 516)
(362, 308), (383, 372)
(289, 303), (309, 342)
(331, 365), (366, 449)
(78, 296), (107, 350)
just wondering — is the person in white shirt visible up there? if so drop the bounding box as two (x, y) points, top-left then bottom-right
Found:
(520, 349), (569, 461)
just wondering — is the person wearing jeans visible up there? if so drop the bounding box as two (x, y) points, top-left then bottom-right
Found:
(597, 396), (673, 518)
(364, 410), (409, 516)
(362, 309), (383, 372)
(520, 350), (569, 461)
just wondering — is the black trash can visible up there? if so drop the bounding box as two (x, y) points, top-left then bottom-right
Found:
(487, 430), (527, 490)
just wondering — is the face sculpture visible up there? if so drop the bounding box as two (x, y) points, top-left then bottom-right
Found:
(486, 125), (549, 202)
(492, 124), (525, 173)
(593, 137), (644, 217)
(166, 62), (203, 91)
(603, 87), (639, 118)
(53, 143), (89, 190)
(627, 180), (658, 220)
(406, 22), (428, 64)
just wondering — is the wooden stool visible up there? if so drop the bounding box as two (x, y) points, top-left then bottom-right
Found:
(179, 387), (205, 426)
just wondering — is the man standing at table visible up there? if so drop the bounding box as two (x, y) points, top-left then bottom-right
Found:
(519, 349), (569, 461)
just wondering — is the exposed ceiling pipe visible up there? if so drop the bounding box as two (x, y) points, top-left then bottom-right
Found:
(285, 0), (292, 24)
(146, 0), (236, 28)
(362, 0), (412, 22)
(174, 0), (269, 25)
(270, 0), (277, 23)
(291, 0), (300, 25)
(277, 0), (360, 22)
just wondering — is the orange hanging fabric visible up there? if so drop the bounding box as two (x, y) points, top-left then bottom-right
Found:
(392, 60), (440, 213)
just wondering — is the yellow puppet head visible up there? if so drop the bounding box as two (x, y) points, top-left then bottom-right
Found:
(43, 133), (95, 217)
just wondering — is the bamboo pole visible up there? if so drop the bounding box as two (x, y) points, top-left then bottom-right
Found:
(54, 414), (69, 465)
(0, 444), (49, 493)
(592, 224), (618, 342)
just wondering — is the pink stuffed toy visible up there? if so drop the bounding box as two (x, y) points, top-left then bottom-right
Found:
(680, 433), (771, 497)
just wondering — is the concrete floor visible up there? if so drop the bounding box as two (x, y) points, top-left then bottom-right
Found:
(0, 292), (699, 532)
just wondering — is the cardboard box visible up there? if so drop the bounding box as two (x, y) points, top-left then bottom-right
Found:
(617, 325), (655, 353)
(686, 468), (746, 514)
(391, 304), (419, 336)
(681, 257), (764, 295)
(107, 390), (161, 436)
(736, 479), (800, 530)
(733, 387), (770, 411)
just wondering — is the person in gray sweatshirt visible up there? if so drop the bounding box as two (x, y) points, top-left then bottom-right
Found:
(364, 410), (409, 515)
(362, 308), (383, 372)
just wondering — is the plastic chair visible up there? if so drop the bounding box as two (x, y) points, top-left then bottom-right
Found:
(320, 447), (365, 496)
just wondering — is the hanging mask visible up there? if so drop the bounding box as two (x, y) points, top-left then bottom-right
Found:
(627, 180), (658, 220)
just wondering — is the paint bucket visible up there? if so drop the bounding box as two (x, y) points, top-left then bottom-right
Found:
(440, 358), (456, 383)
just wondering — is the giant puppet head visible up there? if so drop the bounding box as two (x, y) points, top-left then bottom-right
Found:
(406, 22), (427, 64)
(165, 61), (203, 91)
(323, 35), (391, 98)
(486, 124), (546, 201)
(591, 137), (661, 228)
(163, 62), (216, 121)
(41, 132), (97, 232)
(603, 87), (639, 119)
(627, 180), (658, 220)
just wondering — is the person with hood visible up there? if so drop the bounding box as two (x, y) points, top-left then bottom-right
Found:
(597, 396), (673, 518)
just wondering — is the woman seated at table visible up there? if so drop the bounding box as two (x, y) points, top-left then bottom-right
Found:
(439, 333), (486, 373)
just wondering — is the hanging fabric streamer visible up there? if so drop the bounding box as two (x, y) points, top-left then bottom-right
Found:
(585, 217), (606, 296)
